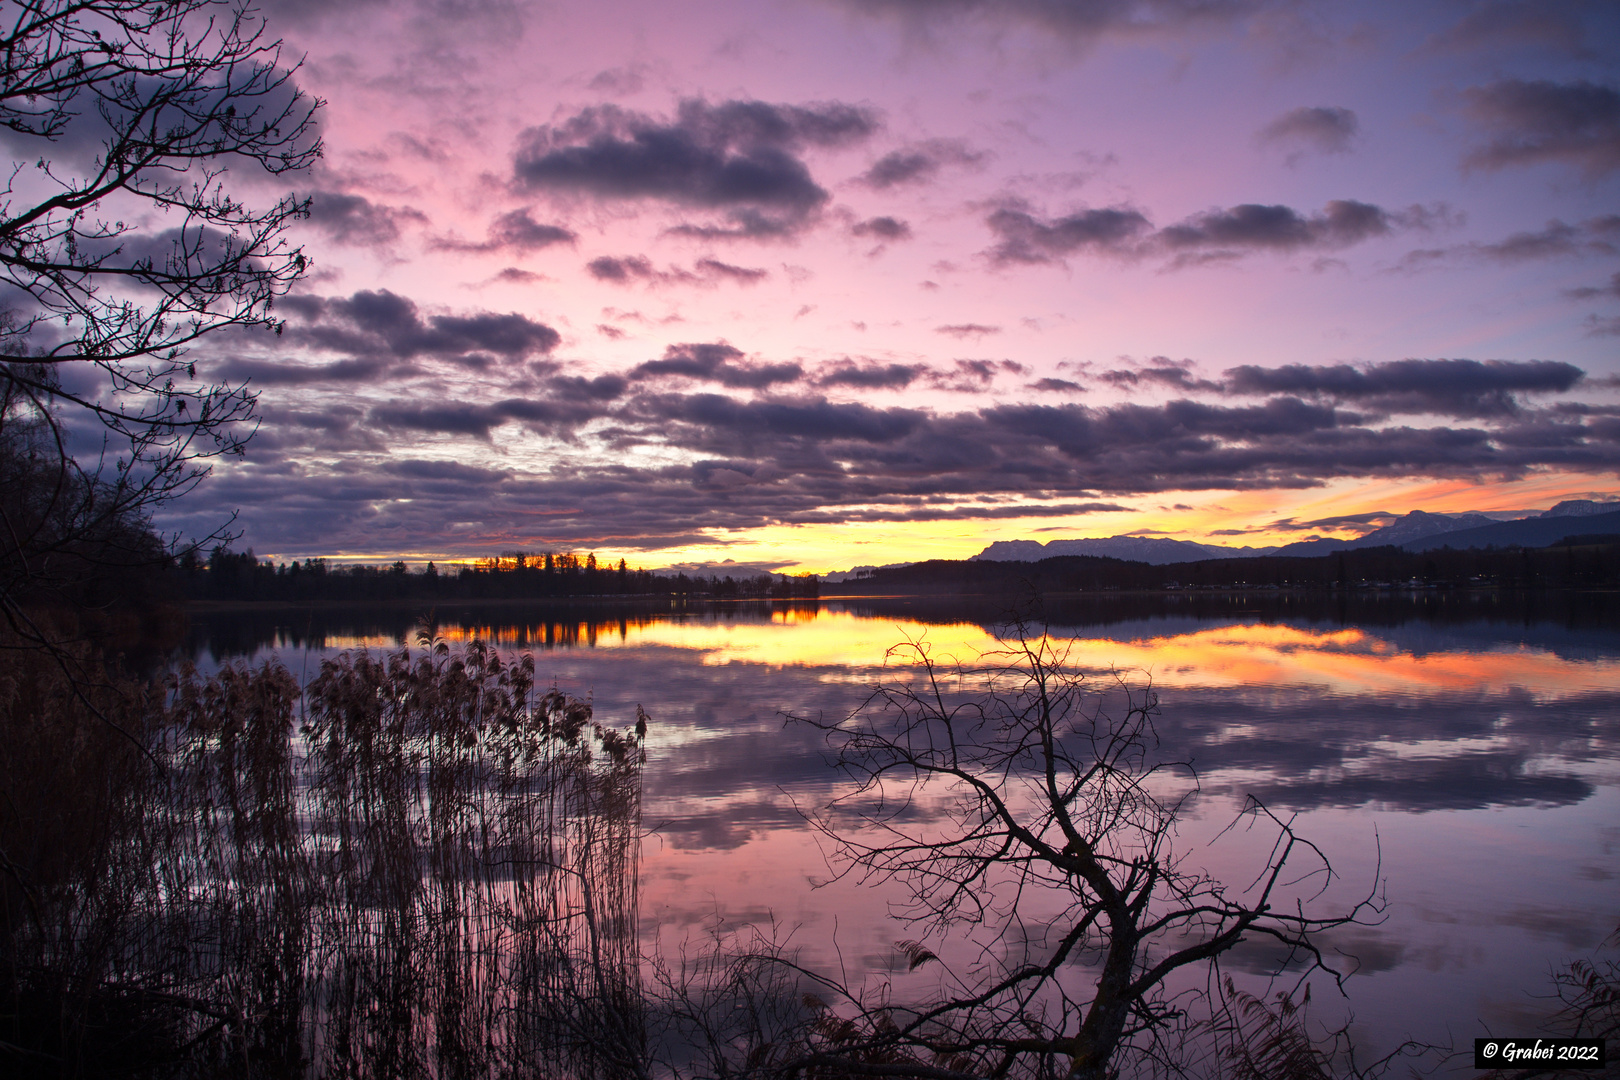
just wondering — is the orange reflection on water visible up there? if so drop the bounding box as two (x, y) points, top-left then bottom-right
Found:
(311, 633), (403, 651)
(317, 610), (1620, 699)
(618, 613), (1620, 699)
(1099, 623), (1617, 698)
(606, 610), (996, 671)
(425, 615), (657, 649)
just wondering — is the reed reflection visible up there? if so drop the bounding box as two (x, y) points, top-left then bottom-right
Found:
(1, 637), (647, 1078)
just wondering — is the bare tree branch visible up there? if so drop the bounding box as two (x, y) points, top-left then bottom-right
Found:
(0, 0), (319, 647)
(776, 623), (1384, 1080)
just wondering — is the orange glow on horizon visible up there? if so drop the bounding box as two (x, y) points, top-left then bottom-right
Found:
(252, 472), (1620, 574)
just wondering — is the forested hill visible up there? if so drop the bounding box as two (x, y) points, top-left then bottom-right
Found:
(826, 538), (1620, 595)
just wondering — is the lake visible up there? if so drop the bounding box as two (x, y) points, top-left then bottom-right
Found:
(182, 589), (1620, 1064)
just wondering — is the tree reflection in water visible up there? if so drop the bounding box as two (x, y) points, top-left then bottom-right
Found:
(1, 635), (646, 1078)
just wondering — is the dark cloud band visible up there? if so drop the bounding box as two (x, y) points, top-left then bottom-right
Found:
(199, 347), (1617, 555)
(985, 198), (1422, 267)
(1465, 78), (1620, 176)
(276, 289), (561, 363)
(512, 98), (880, 238)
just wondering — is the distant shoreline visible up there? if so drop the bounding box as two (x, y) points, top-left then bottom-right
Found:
(183, 579), (1620, 613)
(181, 595), (705, 613)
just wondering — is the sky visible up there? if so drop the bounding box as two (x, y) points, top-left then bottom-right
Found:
(167, 0), (1620, 573)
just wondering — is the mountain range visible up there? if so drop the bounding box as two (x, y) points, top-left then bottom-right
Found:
(969, 500), (1620, 566)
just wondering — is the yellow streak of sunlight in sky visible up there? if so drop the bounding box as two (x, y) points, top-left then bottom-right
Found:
(618, 472), (1620, 576)
(272, 472), (1620, 573)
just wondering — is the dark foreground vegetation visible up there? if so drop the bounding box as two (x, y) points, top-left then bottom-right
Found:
(6, 625), (1616, 1079)
(831, 537), (1620, 596)
(1, 631), (647, 1078)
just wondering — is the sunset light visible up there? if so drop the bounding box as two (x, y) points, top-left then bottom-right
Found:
(8, 2), (1619, 1074)
(125, 0), (1620, 571)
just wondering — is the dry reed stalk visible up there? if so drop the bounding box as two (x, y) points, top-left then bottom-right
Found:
(0, 633), (647, 1079)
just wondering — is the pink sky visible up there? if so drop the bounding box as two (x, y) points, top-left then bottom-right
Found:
(165, 0), (1620, 571)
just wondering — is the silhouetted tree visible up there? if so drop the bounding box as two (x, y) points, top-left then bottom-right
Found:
(0, 0), (320, 644)
(780, 629), (1382, 1080)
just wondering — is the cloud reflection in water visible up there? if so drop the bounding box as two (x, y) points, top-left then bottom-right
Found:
(189, 596), (1620, 1061)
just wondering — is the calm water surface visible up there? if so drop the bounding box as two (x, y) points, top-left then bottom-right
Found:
(184, 591), (1620, 1059)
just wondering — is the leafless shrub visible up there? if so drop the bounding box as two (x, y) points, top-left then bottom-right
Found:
(771, 627), (1386, 1080)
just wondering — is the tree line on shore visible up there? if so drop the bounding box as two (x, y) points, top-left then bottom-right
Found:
(183, 547), (822, 602)
(174, 534), (1620, 608)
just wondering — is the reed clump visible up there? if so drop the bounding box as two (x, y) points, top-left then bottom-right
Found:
(0, 633), (646, 1079)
